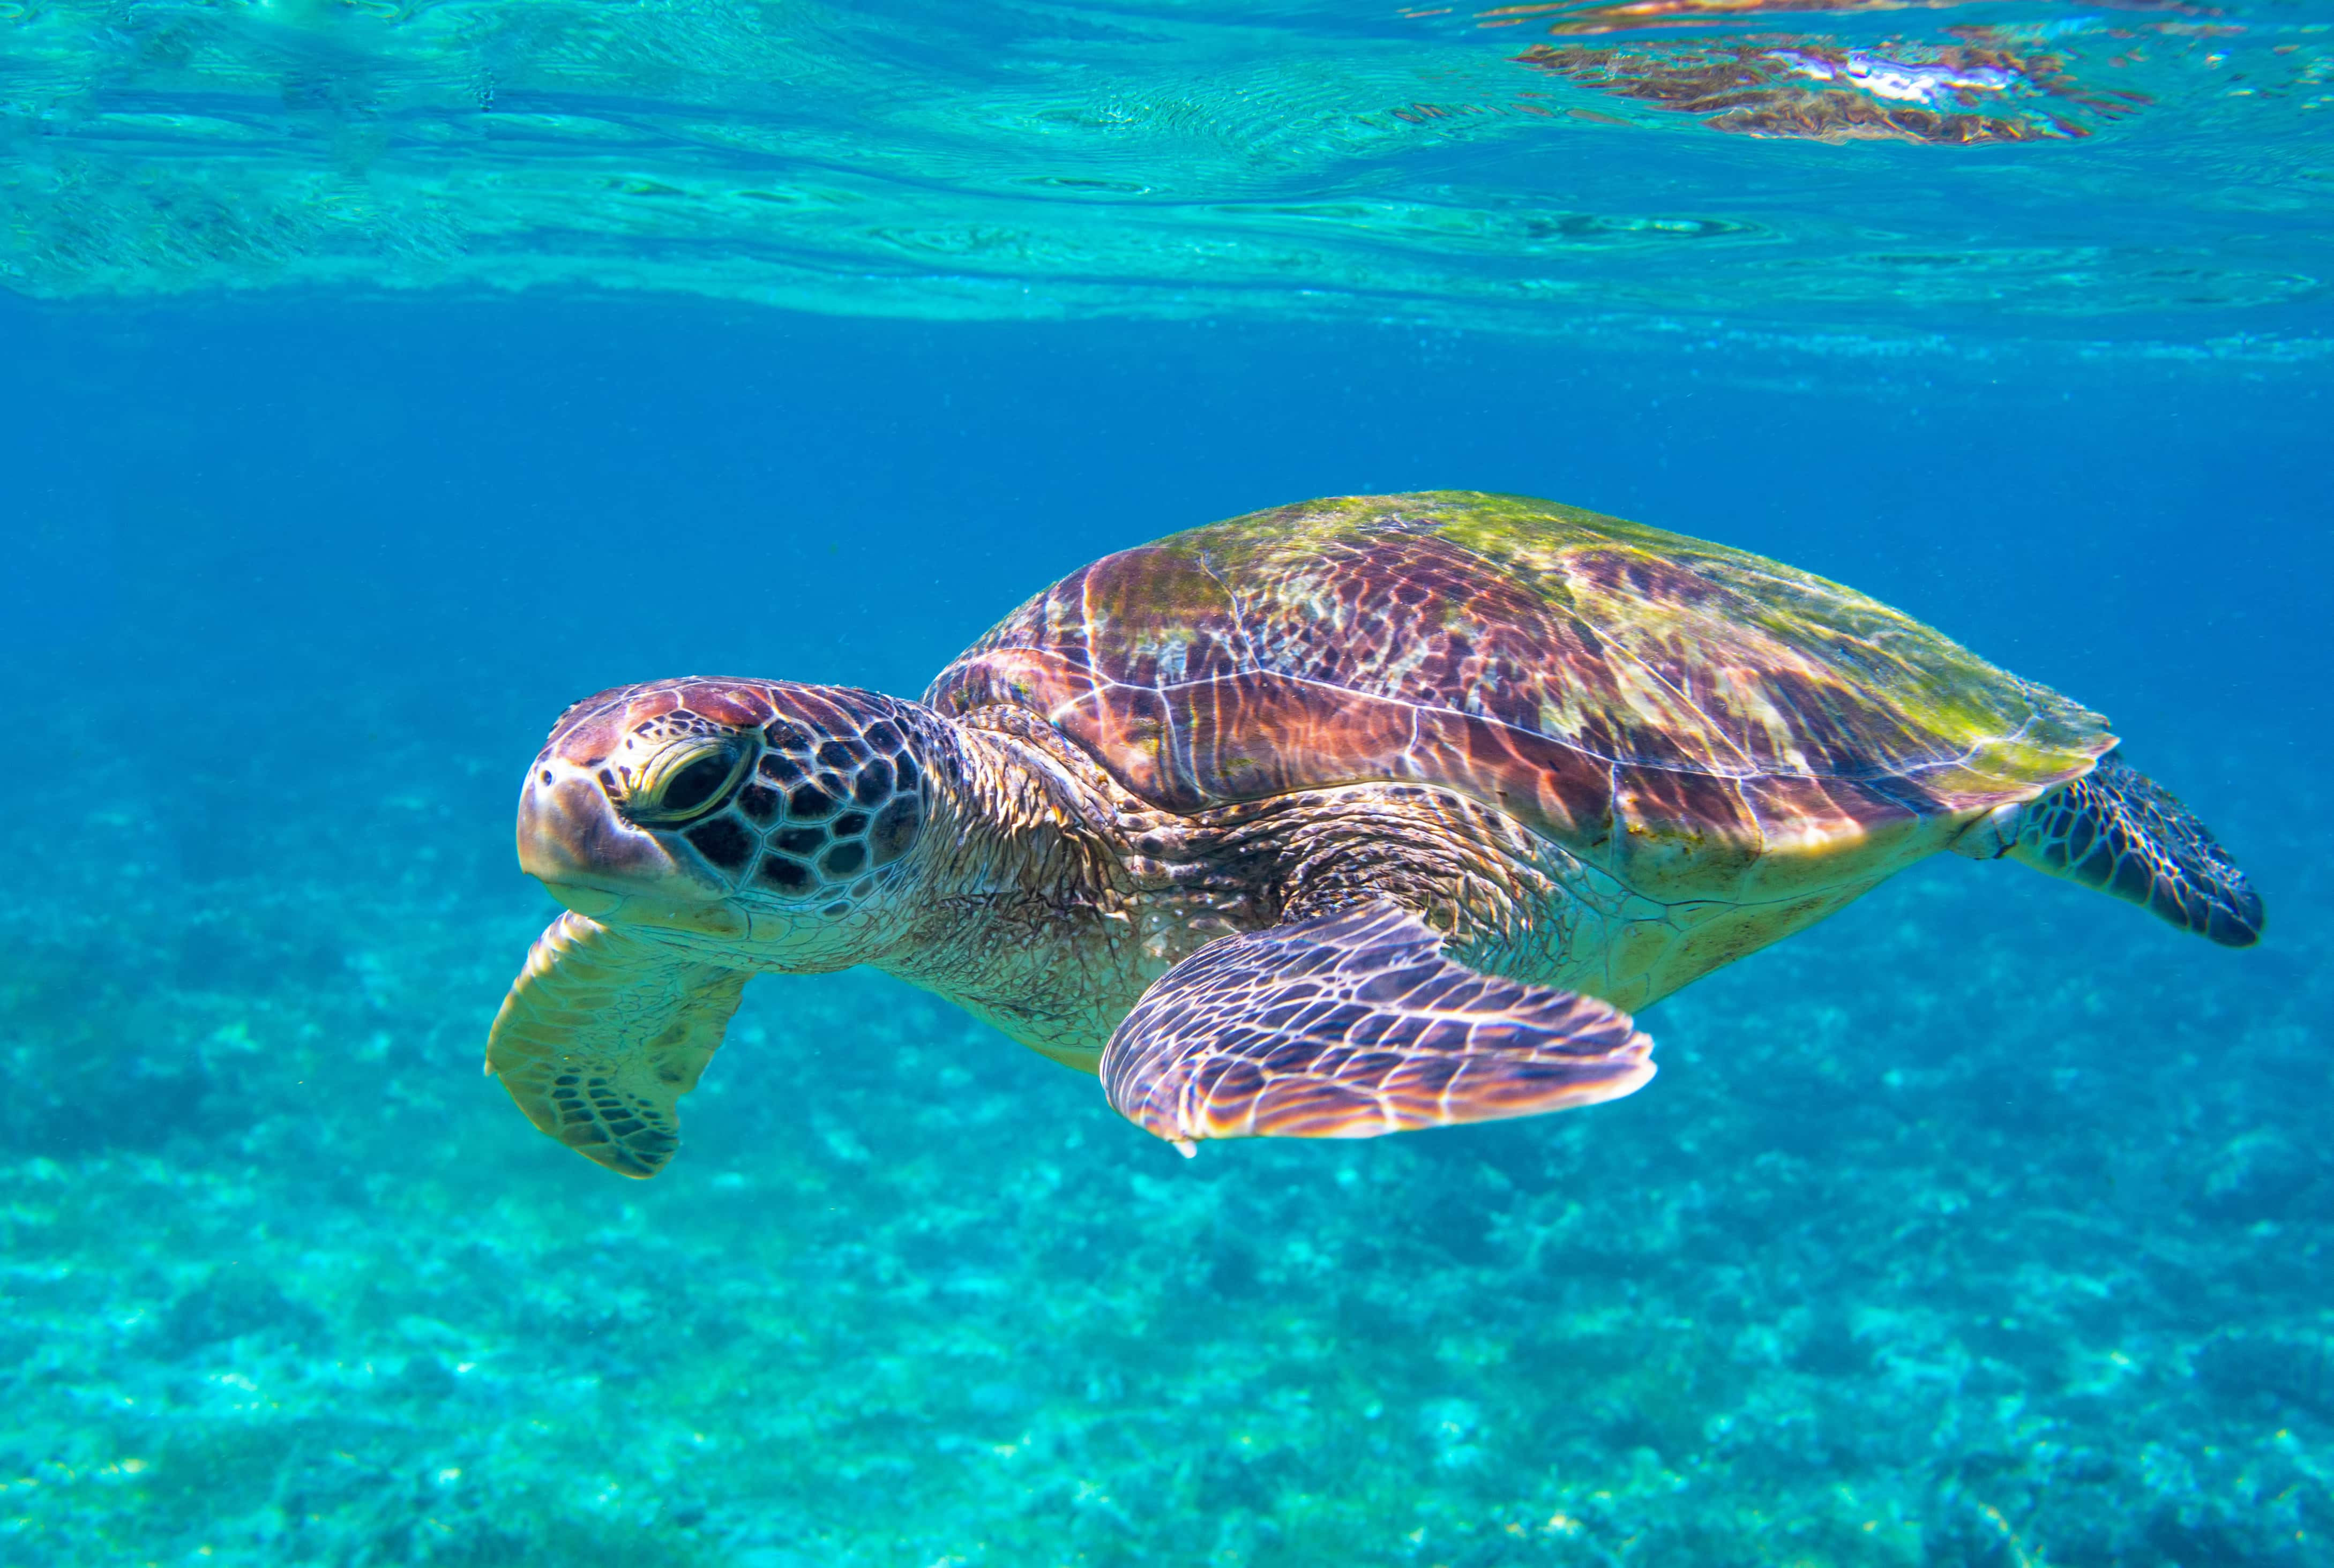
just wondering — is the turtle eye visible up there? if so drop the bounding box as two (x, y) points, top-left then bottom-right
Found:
(626, 738), (749, 826)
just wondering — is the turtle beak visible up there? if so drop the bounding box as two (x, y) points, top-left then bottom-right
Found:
(517, 764), (745, 937)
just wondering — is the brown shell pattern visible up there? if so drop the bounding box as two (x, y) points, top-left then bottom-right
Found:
(926, 492), (2113, 895)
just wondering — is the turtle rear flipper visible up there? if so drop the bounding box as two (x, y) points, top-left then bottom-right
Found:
(1974, 752), (2264, 948)
(1101, 902), (1654, 1151)
(487, 912), (749, 1177)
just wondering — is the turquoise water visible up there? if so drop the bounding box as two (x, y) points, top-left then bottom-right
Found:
(3, 3), (2331, 1565)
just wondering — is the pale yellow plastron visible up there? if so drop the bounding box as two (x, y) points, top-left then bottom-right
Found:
(484, 912), (747, 1177)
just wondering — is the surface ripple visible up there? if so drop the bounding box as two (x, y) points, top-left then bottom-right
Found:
(2, 0), (2329, 352)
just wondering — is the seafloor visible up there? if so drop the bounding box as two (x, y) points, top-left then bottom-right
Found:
(1, 694), (2325, 1567)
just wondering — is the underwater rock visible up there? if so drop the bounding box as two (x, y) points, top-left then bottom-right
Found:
(148, 1272), (328, 1358)
(2193, 1128), (2325, 1222)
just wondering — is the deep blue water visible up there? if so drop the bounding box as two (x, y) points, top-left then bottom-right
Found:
(3, 0), (2332, 1561)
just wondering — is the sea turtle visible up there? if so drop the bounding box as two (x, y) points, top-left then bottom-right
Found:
(487, 491), (2263, 1177)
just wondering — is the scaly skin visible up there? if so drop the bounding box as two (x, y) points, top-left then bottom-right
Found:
(879, 707), (1909, 1070)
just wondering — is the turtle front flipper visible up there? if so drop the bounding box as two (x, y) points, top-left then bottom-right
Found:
(487, 912), (750, 1177)
(1974, 752), (2264, 948)
(1101, 902), (1654, 1151)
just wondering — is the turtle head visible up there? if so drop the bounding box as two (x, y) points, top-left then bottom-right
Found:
(518, 680), (935, 967)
